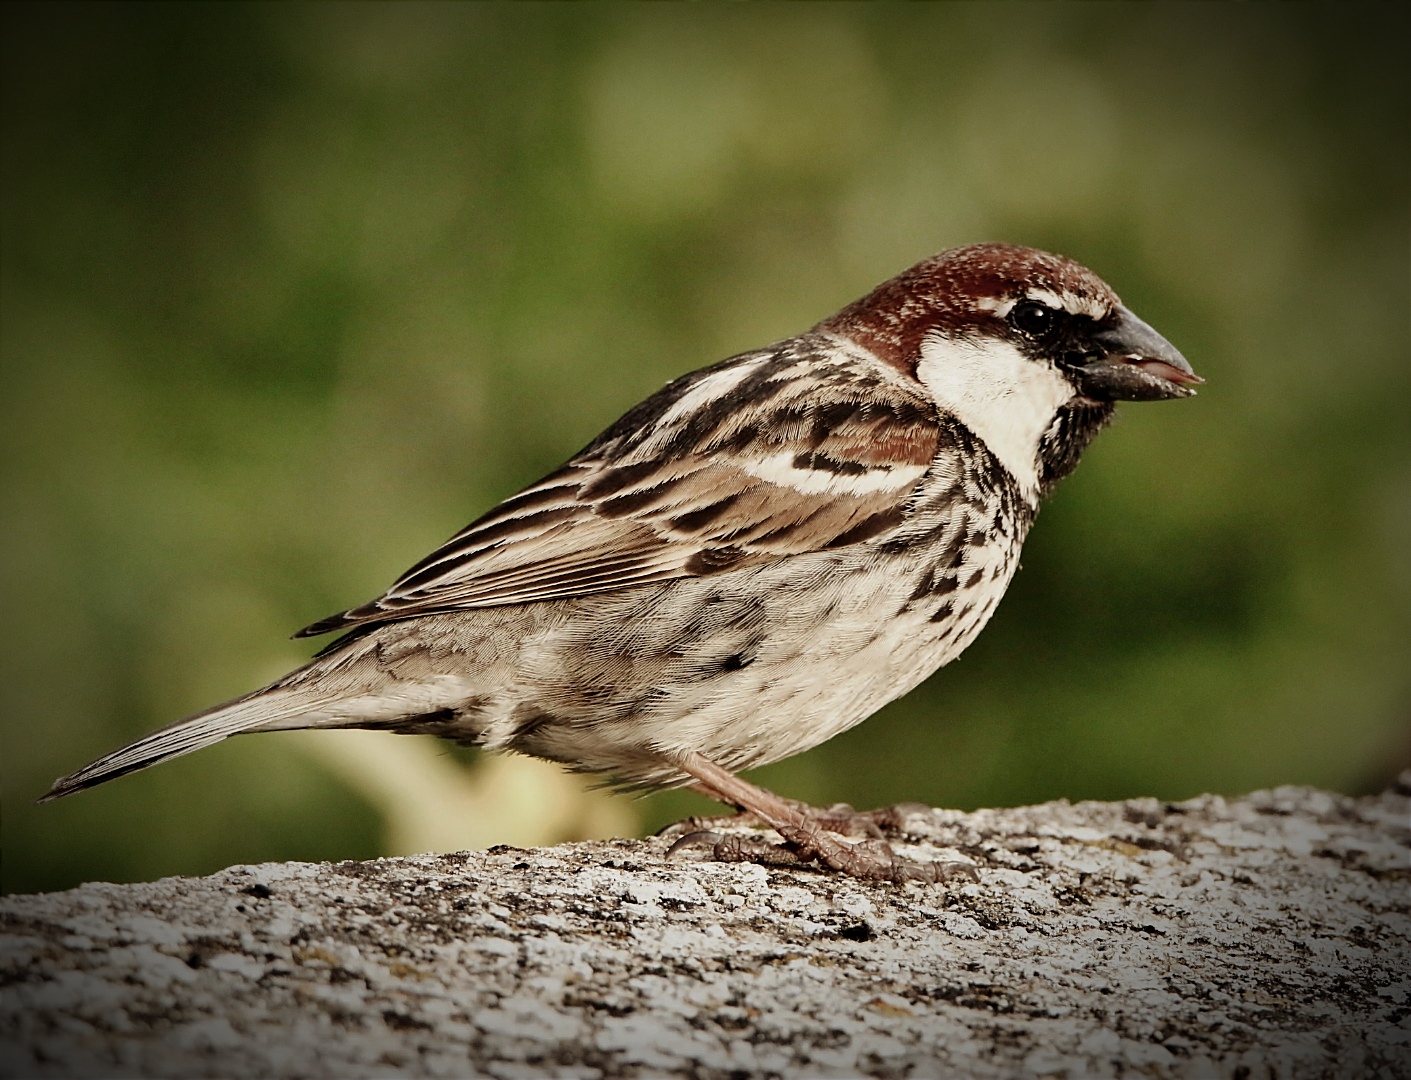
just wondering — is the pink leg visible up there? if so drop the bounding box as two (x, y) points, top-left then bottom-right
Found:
(665, 752), (977, 885)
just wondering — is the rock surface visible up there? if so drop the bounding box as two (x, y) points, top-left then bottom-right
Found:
(3, 780), (1409, 1079)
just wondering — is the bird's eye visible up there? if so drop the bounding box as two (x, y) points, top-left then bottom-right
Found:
(1009, 301), (1056, 337)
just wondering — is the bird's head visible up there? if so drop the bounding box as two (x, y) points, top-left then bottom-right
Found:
(819, 243), (1201, 494)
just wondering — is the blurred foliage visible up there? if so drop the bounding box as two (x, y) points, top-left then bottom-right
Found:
(2, 3), (1406, 896)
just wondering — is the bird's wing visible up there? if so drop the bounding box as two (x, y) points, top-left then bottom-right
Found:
(297, 340), (939, 637)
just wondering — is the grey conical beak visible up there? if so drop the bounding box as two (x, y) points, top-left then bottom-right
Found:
(1076, 305), (1203, 402)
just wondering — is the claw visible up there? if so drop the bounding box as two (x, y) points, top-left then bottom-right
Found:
(664, 829), (727, 859)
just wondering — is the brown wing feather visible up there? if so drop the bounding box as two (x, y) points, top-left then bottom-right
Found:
(296, 338), (939, 637)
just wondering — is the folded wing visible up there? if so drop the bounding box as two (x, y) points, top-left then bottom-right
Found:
(297, 339), (940, 638)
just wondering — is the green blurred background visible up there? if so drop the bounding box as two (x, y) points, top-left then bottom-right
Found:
(3, 3), (1407, 897)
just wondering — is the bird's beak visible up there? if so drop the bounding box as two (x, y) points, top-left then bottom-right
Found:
(1074, 305), (1203, 402)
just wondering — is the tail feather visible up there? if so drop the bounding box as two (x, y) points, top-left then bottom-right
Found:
(39, 686), (328, 803)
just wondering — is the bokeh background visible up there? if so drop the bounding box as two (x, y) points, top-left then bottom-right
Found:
(3, 3), (1406, 896)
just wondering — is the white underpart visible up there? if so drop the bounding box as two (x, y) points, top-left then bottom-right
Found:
(915, 331), (1075, 496)
(740, 451), (925, 496)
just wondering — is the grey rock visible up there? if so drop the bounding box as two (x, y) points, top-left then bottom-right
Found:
(3, 779), (1409, 1078)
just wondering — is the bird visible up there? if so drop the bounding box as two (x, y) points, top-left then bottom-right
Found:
(42, 243), (1201, 882)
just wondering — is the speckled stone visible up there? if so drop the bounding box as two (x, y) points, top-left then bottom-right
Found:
(2, 779), (1408, 1079)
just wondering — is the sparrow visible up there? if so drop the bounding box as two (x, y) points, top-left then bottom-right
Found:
(42, 243), (1200, 883)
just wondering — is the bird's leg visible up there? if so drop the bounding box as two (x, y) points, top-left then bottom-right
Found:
(662, 751), (977, 885)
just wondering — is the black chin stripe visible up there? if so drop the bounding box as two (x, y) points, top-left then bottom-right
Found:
(1038, 402), (1113, 491)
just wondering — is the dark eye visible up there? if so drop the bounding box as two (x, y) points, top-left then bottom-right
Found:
(1009, 300), (1056, 337)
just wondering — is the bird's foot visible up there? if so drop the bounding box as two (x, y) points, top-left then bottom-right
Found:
(809, 800), (935, 838)
(657, 755), (975, 884)
(665, 823), (977, 884)
(657, 799), (931, 841)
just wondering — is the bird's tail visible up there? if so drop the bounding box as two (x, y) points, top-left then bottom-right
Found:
(39, 682), (335, 803)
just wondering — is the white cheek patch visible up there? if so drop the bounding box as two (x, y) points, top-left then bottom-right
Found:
(915, 333), (1076, 494)
(740, 451), (925, 496)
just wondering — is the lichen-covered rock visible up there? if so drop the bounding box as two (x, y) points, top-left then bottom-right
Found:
(3, 779), (1408, 1078)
